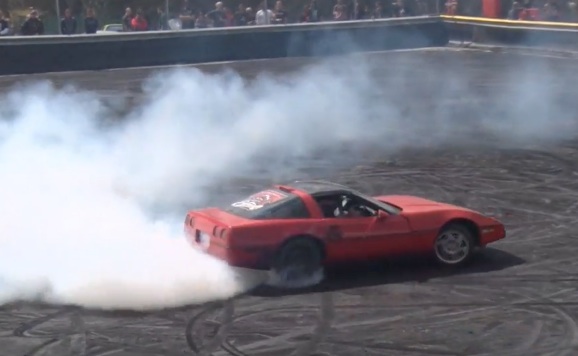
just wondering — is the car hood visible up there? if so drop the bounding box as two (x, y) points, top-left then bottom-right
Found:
(375, 195), (466, 211)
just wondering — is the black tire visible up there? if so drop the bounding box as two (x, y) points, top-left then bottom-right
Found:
(268, 238), (324, 288)
(433, 223), (475, 267)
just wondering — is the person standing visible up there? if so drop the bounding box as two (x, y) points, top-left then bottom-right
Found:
(60, 8), (77, 35)
(256, 1), (274, 25)
(122, 7), (133, 31)
(20, 9), (44, 35)
(130, 9), (148, 31)
(84, 8), (99, 34)
(0, 11), (10, 36)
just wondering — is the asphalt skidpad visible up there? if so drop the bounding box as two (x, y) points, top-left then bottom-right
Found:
(1, 47), (578, 356)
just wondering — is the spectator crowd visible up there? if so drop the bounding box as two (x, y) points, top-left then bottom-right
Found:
(0, 6), (100, 35)
(0, 0), (430, 36)
(507, 0), (577, 22)
(1, 0), (576, 37)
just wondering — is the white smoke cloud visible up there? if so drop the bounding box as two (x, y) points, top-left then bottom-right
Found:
(0, 48), (574, 311)
(0, 79), (268, 311)
(0, 58), (390, 311)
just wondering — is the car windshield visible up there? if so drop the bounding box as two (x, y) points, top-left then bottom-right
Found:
(224, 188), (295, 219)
(355, 191), (402, 214)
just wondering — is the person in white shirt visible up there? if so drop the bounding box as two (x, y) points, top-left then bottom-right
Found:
(255, 2), (274, 25)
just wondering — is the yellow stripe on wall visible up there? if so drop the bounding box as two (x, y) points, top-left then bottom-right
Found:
(441, 15), (578, 28)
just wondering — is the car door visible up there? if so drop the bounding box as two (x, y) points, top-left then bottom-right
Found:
(311, 191), (410, 263)
(321, 215), (378, 262)
(364, 211), (413, 257)
(320, 196), (413, 262)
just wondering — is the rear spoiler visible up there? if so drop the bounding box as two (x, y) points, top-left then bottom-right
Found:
(275, 185), (295, 193)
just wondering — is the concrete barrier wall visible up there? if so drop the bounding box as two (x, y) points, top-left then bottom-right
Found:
(443, 15), (578, 50)
(6, 14), (576, 77)
(0, 16), (448, 76)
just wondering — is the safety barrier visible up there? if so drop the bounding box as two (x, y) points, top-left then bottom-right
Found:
(0, 16), (448, 76)
(443, 15), (578, 49)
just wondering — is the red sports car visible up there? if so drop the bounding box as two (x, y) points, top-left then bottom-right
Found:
(184, 180), (506, 286)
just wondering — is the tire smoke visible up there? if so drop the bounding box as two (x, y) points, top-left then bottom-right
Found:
(0, 49), (575, 311)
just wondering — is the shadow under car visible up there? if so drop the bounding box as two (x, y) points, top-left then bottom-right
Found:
(250, 247), (525, 297)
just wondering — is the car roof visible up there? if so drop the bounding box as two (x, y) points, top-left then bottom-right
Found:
(284, 180), (353, 195)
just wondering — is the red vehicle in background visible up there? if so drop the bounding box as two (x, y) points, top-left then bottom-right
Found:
(184, 180), (506, 287)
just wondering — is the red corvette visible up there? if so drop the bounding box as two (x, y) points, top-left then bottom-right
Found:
(184, 180), (506, 286)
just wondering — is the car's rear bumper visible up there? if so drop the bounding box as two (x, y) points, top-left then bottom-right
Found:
(187, 234), (272, 270)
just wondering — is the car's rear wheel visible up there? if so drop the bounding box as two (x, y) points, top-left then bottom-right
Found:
(268, 238), (324, 288)
(433, 224), (475, 266)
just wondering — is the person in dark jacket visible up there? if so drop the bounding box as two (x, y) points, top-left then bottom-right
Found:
(234, 4), (248, 26)
(272, 0), (288, 24)
(507, 1), (523, 19)
(60, 8), (77, 35)
(308, 0), (320, 22)
(207, 2), (226, 27)
(0, 11), (10, 36)
(84, 8), (99, 34)
(156, 7), (168, 30)
(20, 9), (44, 35)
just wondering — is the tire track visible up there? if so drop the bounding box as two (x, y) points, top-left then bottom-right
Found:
(182, 288), (578, 356)
(21, 339), (59, 356)
(13, 308), (76, 337)
(2, 48), (578, 356)
(186, 293), (335, 356)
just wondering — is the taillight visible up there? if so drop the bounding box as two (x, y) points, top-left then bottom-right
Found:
(184, 214), (194, 227)
(211, 226), (229, 239)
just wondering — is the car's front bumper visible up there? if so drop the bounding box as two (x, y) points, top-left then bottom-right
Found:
(480, 223), (506, 245)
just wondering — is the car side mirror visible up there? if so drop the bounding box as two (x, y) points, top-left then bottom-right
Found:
(377, 210), (388, 220)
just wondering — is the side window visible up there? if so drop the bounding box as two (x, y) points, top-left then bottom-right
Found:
(345, 196), (379, 217)
(265, 197), (311, 219)
(314, 193), (378, 218)
(313, 194), (342, 218)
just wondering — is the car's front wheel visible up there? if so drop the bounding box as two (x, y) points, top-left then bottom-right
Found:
(267, 237), (324, 288)
(433, 224), (475, 266)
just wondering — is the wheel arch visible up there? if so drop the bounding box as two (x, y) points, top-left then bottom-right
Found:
(439, 218), (481, 246)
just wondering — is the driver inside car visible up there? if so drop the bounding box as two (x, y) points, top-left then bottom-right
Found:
(317, 197), (340, 218)
(346, 205), (367, 217)
(341, 197), (374, 218)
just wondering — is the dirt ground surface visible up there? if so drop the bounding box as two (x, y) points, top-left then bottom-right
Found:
(2, 47), (578, 356)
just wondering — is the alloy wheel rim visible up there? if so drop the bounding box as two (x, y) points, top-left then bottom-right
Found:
(435, 230), (470, 264)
